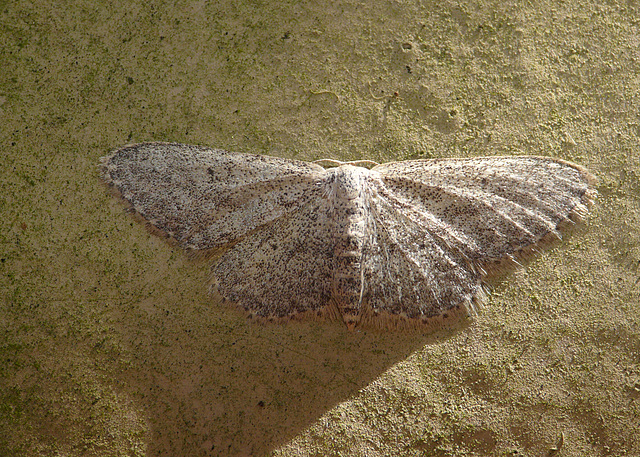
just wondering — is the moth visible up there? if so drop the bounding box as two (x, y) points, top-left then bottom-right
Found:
(101, 142), (595, 330)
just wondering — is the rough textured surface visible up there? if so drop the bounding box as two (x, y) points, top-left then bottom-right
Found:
(104, 144), (594, 329)
(1, 0), (639, 456)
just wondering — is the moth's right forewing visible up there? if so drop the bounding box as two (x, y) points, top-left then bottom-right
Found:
(373, 156), (595, 272)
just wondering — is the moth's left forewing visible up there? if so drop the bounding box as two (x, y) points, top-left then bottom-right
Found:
(101, 142), (326, 251)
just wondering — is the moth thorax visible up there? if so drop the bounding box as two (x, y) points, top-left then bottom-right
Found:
(327, 166), (370, 325)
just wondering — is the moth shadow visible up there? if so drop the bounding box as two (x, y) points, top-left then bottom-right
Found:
(112, 295), (469, 456)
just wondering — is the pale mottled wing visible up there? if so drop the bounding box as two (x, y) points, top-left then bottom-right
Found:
(101, 142), (325, 250)
(364, 156), (595, 319)
(372, 156), (595, 265)
(362, 186), (483, 321)
(212, 194), (335, 318)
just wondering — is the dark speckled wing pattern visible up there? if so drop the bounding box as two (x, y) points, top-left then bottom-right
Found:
(101, 142), (325, 250)
(360, 156), (595, 327)
(102, 144), (595, 330)
(213, 195), (336, 319)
